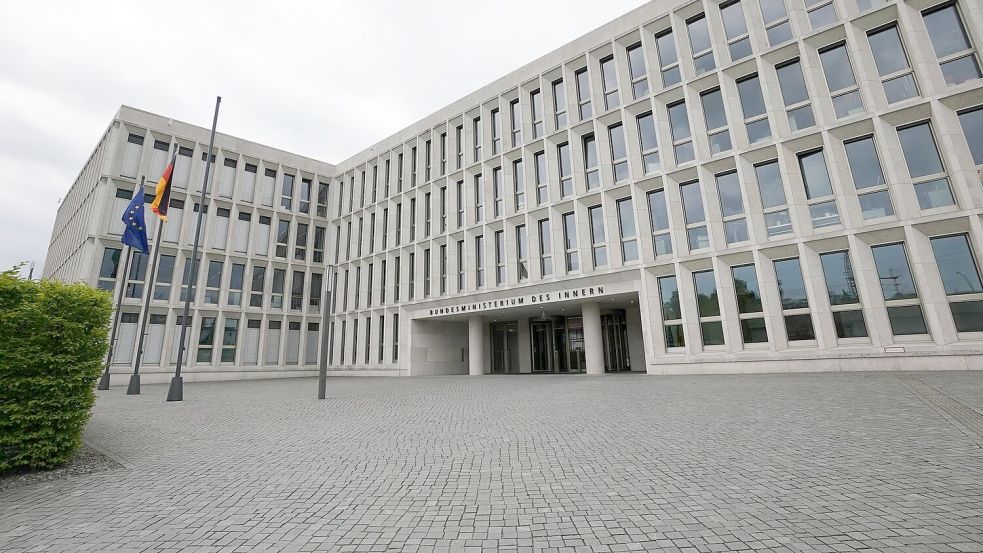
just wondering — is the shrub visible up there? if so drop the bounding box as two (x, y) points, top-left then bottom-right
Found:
(0, 267), (111, 473)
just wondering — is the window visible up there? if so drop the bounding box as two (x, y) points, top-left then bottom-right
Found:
(737, 74), (770, 143)
(616, 198), (638, 263)
(281, 173), (294, 210)
(392, 314), (400, 362)
(701, 88), (732, 154)
(380, 260), (387, 304)
(409, 198), (416, 241)
(271, 268), (285, 309)
(760, 0), (792, 46)
(857, 0), (889, 12)
(636, 113), (660, 175)
(721, 1), (752, 62)
(425, 192), (432, 236)
(819, 251), (869, 338)
(382, 208), (389, 249)
(658, 276), (685, 347)
(655, 29), (681, 87)
(668, 101), (694, 164)
(475, 235), (485, 288)
(411, 146), (418, 186)
(510, 99), (522, 147)
(866, 25), (918, 104)
(366, 264), (373, 307)
(922, 3), (981, 86)
(647, 189), (672, 256)
(154, 254), (175, 301)
(456, 240), (466, 291)
(797, 149), (841, 228)
(552, 79), (567, 129)
(492, 167), (504, 217)
(774, 258), (816, 341)
(295, 223), (308, 261)
(871, 243), (928, 335)
(424, 248), (432, 297)
(494, 231), (506, 285)
(687, 14), (715, 75)
(440, 133), (447, 175)
(472, 117), (482, 162)
(439, 245), (448, 294)
(957, 107), (983, 165)
(777, 59), (815, 132)
(600, 55), (620, 109)
(819, 43), (864, 119)
(588, 205), (607, 268)
(179, 255), (201, 303)
(344, 268), (352, 309)
(313, 226), (325, 264)
(250, 265), (265, 308)
(534, 151), (548, 205)
(804, 0), (838, 28)
(397, 153), (404, 191)
(575, 68), (593, 119)
(531, 89), (544, 138)
(473, 174), (484, 223)
(124, 252), (148, 299)
(626, 42), (649, 99)
(331, 271), (339, 312)
(844, 136), (894, 220)
(680, 181), (709, 250)
(384, 158), (391, 197)
(491, 109), (502, 155)
(455, 125), (464, 169)
(371, 165), (378, 203)
(538, 218), (553, 277)
(694, 270), (724, 346)
(299, 178), (311, 214)
(121, 132), (143, 178)
(407, 252), (415, 301)
(228, 263), (244, 306)
(197, 317), (216, 363)
(583, 134), (601, 189)
(290, 271), (304, 310)
(440, 186), (448, 232)
(204, 260), (223, 304)
(513, 159), (526, 210)
(754, 160), (792, 237)
(395, 202), (403, 245)
(219, 158), (237, 198)
(221, 318), (238, 363)
(339, 321), (347, 365)
(715, 171), (748, 244)
(562, 212), (579, 272)
(608, 124), (629, 183)
(516, 225), (529, 282)
(345, 221), (353, 260)
(378, 315), (385, 363)
(275, 220), (289, 258)
(930, 235), (983, 332)
(455, 180), (464, 229)
(733, 264), (768, 344)
(310, 272), (322, 311)
(897, 122), (955, 210)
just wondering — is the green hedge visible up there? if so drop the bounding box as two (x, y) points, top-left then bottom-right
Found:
(0, 268), (111, 473)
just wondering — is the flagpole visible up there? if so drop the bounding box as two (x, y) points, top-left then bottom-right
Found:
(168, 96), (221, 402)
(98, 213), (138, 390)
(127, 215), (165, 395)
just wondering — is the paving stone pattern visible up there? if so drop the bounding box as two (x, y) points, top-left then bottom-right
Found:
(1, 372), (982, 552)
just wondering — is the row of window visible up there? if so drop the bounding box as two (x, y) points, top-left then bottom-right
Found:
(657, 234), (983, 350)
(328, 0), (981, 218)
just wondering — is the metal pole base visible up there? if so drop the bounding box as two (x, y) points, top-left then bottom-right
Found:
(166, 376), (183, 402)
(126, 374), (141, 395)
(97, 371), (112, 391)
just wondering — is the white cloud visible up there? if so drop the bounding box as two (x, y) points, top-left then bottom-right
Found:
(0, 0), (649, 275)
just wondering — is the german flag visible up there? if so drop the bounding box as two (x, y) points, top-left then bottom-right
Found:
(150, 151), (177, 221)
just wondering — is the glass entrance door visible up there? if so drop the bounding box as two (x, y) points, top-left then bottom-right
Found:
(566, 317), (586, 373)
(491, 322), (518, 374)
(530, 321), (552, 373)
(601, 310), (631, 371)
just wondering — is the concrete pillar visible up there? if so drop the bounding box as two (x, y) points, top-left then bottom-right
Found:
(468, 316), (484, 376)
(582, 302), (604, 375)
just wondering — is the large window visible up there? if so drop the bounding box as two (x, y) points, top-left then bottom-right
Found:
(720, 1), (752, 62)
(694, 270), (724, 346)
(534, 151), (548, 205)
(531, 89), (544, 138)
(626, 42), (649, 99)
(647, 189), (672, 256)
(819, 43), (864, 119)
(844, 136), (894, 220)
(608, 124), (628, 183)
(867, 25), (918, 104)
(588, 205), (607, 268)
(958, 107), (983, 166)
(774, 258), (816, 341)
(871, 243), (929, 336)
(777, 59), (815, 132)
(701, 88), (731, 154)
(280, 173), (294, 211)
(680, 180), (709, 250)
(687, 14), (715, 75)
(754, 160), (792, 237)
(600, 55), (620, 110)
(805, 0), (837, 30)
(562, 212), (579, 273)
(797, 149), (840, 229)
(492, 167), (504, 217)
(922, 2), (981, 86)
(715, 171), (748, 244)
(97, 246), (121, 291)
(510, 99), (522, 147)
(513, 159), (526, 210)
(733, 264), (768, 344)
(819, 251), (869, 339)
(616, 197), (638, 263)
(197, 317), (216, 363)
(575, 68), (592, 120)
(491, 108), (502, 154)
(668, 100), (694, 164)
(655, 29), (681, 87)
(737, 74), (770, 143)
(516, 224), (529, 282)
(204, 260), (223, 304)
(759, 0), (792, 46)
(473, 175), (483, 223)
(636, 113), (659, 175)
(558, 143), (574, 197)
(494, 231), (505, 285)
(552, 79), (567, 129)
(583, 134), (600, 190)
(475, 235), (485, 288)
(930, 234), (983, 332)
(897, 122), (955, 210)
(538, 218), (553, 277)
(658, 275), (685, 347)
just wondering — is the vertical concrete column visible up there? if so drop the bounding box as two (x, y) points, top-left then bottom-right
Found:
(582, 302), (604, 375)
(468, 316), (484, 376)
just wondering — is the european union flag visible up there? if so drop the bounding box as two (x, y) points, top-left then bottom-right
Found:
(121, 188), (150, 254)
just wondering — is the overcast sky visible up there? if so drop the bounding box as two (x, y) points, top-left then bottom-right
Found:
(0, 0), (649, 277)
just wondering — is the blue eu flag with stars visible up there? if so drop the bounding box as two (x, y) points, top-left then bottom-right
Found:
(121, 188), (150, 254)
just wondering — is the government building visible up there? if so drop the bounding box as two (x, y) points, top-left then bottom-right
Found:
(44, 0), (983, 382)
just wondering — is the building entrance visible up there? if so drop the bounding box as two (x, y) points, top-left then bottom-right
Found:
(601, 310), (631, 372)
(490, 322), (518, 374)
(529, 316), (586, 373)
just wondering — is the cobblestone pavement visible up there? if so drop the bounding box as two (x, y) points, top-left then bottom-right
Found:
(2, 372), (983, 553)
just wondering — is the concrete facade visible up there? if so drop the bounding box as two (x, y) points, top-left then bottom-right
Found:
(45, 0), (983, 382)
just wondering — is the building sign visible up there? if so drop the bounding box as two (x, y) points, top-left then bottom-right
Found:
(426, 285), (607, 317)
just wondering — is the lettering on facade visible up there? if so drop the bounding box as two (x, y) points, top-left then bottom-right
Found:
(427, 286), (606, 317)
